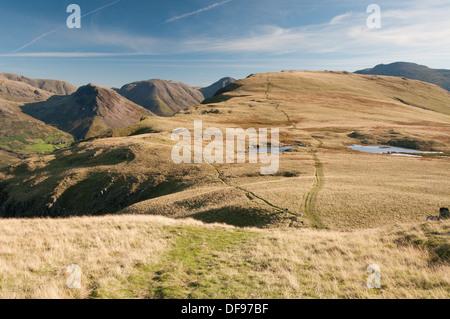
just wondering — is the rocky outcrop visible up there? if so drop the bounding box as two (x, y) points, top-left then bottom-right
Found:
(440, 207), (449, 219)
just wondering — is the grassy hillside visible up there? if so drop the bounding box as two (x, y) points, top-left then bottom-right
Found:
(0, 135), (295, 227)
(0, 215), (448, 299)
(1, 71), (449, 230)
(0, 104), (74, 164)
(0, 151), (19, 167)
(1, 70), (449, 299)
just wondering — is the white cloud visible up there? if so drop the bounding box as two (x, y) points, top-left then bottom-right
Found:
(91, 1), (450, 58)
(329, 13), (352, 25)
(170, 2), (450, 63)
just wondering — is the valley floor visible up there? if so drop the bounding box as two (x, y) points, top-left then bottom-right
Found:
(0, 215), (448, 299)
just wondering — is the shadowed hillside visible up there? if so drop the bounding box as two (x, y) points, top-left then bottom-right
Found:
(22, 84), (154, 140)
(0, 77), (75, 163)
(199, 77), (236, 99)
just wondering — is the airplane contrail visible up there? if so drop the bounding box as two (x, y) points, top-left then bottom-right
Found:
(7, 0), (121, 55)
(165, 0), (232, 23)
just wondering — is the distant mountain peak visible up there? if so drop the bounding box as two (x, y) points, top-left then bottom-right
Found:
(74, 83), (99, 94)
(0, 72), (77, 95)
(117, 79), (204, 116)
(355, 62), (450, 91)
(22, 84), (154, 140)
(199, 77), (236, 99)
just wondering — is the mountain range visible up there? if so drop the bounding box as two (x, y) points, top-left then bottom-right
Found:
(116, 79), (205, 117)
(115, 77), (235, 116)
(0, 72), (77, 95)
(0, 74), (235, 163)
(1, 63), (448, 165)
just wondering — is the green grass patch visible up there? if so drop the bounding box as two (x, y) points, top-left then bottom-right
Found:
(395, 223), (450, 263)
(96, 225), (276, 299)
(146, 226), (257, 299)
(0, 132), (73, 158)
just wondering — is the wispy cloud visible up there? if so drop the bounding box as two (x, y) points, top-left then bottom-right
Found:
(329, 13), (352, 25)
(165, 0), (232, 23)
(3, 1), (450, 69)
(103, 1), (449, 58)
(1, 52), (141, 58)
(5, 0), (121, 55)
(175, 2), (450, 60)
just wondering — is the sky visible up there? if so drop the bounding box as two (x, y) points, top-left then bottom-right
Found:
(0, 0), (449, 88)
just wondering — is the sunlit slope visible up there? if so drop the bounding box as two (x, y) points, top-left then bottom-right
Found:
(201, 70), (450, 121)
(0, 72), (77, 95)
(110, 71), (450, 229)
(1, 71), (449, 229)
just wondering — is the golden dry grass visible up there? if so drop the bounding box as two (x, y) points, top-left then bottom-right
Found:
(316, 150), (450, 229)
(0, 215), (179, 298)
(0, 215), (448, 299)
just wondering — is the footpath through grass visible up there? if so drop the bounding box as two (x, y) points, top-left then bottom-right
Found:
(301, 136), (326, 228)
(104, 226), (275, 299)
(93, 219), (450, 299)
(1, 216), (448, 299)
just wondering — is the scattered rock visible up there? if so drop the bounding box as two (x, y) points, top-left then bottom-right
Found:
(426, 207), (449, 221)
(431, 232), (450, 236)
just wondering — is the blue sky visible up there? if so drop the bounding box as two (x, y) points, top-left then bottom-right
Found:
(0, 0), (449, 88)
